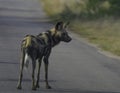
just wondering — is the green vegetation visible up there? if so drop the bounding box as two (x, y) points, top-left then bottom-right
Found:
(41, 0), (120, 56)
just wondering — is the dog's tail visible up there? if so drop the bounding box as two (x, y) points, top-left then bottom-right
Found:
(24, 53), (29, 69)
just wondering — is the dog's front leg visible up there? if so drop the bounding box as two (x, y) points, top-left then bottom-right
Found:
(43, 56), (52, 89)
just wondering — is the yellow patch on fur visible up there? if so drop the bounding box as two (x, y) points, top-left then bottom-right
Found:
(41, 33), (48, 44)
(25, 36), (32, 47)
(56, 31), (62, 37)
(50, 28), (56, 35)
(50, 28), (62, 37)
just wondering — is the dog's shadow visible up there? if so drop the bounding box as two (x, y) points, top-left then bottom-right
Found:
(0, 78), (56, 83)
(0, 78), (119, 93)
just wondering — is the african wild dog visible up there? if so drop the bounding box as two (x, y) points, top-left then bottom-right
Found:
(17, 21), (72, 90)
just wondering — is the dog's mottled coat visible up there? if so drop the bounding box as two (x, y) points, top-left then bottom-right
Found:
(17, 22), (72, 90)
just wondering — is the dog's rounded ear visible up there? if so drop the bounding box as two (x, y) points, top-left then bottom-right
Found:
(64, 22), (70, 28)
(55, 21), (63, 30)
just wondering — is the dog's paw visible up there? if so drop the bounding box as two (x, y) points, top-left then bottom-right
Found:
(46, 85), (52, 89)
(17, 85), (22, 90)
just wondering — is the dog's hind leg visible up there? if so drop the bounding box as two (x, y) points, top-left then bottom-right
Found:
(17, 50), (25, 89)
(31, 58), (36, 90)
(36, 57), (42, 88)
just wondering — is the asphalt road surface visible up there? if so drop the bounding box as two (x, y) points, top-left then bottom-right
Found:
(0, 0), (120, 93)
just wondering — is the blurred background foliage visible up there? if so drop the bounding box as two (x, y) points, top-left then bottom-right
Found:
(42, 0), (120, 20)
(41, 0), (120, 56)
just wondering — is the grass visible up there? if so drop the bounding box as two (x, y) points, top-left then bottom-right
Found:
(41, 0), (120, 56)
(71, 19), (120, 56)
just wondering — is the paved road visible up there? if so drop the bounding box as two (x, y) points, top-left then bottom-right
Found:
(0, 0), (120, 93)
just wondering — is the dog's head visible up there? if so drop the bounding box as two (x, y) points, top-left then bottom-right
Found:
(54, 21), (72, 43)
